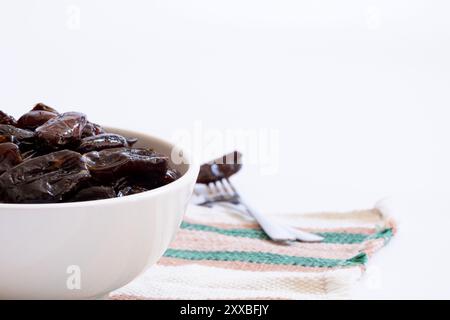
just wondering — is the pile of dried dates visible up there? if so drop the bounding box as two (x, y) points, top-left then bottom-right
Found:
(0, 103), (180, 203)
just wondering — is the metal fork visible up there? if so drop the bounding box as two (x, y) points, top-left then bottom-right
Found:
(196, 178), (324, 243)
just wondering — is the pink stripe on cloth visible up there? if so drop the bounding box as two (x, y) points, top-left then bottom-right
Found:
(157, 257), (362, 273)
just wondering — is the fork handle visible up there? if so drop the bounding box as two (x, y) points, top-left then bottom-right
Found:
(237, 199), (298, 242)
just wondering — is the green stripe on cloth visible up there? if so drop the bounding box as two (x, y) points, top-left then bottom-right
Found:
(370, 228), (394, 241)
(180, 221), (393, 244)
(163, 249), (368, 268)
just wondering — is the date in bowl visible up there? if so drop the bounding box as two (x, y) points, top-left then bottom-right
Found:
(0, 127), (199, 299)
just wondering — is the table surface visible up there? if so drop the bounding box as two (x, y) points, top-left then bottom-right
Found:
(1, 1), (449, 299)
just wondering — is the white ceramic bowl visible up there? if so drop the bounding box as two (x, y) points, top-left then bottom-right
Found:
(0, 127), (199, 299)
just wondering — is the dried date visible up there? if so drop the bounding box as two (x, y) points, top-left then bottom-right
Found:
(0, 125), (35, 141)
(35, 112), (87, 148)
(69, 186), (116, 202)
(32, 103), (59, 114)
(116, 182), (149, 197)
(0, 111), (17, 126)
(0, 135), (16, 144)
(78, 133), (134, 153)
(0, 125), (36, 152)
(84, 147), (168, 182)
(17, 110), (58, 130)
(0, 143), (22, 175)
(163, 168), (181, 185)
(82, 121), (105, 138)
(0, 150), (91, 203)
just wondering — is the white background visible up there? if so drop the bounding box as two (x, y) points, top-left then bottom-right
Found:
(1, 1), (449, 299)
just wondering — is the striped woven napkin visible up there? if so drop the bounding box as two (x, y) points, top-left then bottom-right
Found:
(111, 204), (396, 300)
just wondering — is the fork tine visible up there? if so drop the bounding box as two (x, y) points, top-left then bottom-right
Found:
(213, 181), (224, 195)
(215, 179), (232, 197)
(206, 183), (216, 196)
(214, 182), (225, 195)
(219, 178), (232, 194)
(224, 178), (238, 194)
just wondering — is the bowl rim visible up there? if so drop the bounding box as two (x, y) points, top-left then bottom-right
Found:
(0, 126), (199, 209)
